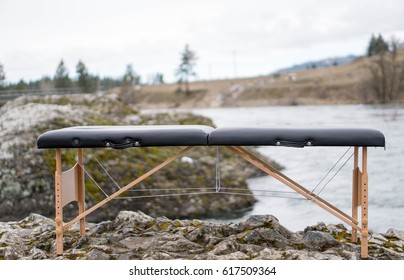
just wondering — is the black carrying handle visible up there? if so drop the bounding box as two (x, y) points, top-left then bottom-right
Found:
(105, 139), (141, 149)
(275, 140), (313, 148)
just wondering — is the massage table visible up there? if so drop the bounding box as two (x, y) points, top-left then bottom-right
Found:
(37, 125), (385, 257)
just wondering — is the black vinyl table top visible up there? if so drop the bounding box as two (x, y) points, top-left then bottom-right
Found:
(37, 125), (386, 149)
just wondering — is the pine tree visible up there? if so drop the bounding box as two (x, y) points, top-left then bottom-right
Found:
(123, 64), (135, 86)
(367, 34), (376, 57)
(54, 60), (72, 88)
(148, 73), (164, 85)
(367, 34), (389, 56)
(0, 62), (5, 88)
(366, 36), (404, 103)
(175, 44), (197, 95)
(374, 34), (389, 54)
(121, 64), (140, 103)
(76, 60), (93, 93)
(15, 79), (28, 90)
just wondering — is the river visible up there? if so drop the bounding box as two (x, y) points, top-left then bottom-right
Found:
(190, 105), (404, 233)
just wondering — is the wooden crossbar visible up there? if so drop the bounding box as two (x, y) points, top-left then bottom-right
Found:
(62, 146), (194, 231)
(233, 146), (359, 225)
(226, 146), (361, 231)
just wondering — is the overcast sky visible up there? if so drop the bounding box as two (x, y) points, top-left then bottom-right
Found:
(1, 0), (404, 83)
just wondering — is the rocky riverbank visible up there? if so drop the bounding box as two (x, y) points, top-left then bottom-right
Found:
(0, 93), (281, 222)
(1, 211), (403, 260)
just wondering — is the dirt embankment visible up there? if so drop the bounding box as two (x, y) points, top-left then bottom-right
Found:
(116, 56), (404, 109)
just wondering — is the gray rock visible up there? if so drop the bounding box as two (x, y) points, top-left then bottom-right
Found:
(385, 228), (404, 241)
(217, 251), (249, 260)
(28, 248), (47, 260)
(304, 222), (328, 233)
(91, 220), (115, 234)
(369, 232), (388, 245)
(1, 232), (27, 259)
(210, 239), (239, 255)
(340, 250), (359, 260)
(87, 249), (111, 260)
(238, 215), (279, 231)
(302, 231), (339, 251)
(239, 243), (264, 256)
(257, 248), (285, 260)
(142, 252), (174, 260)
(286, 249), (342, 260)
(0, 210), (403, 260)
(4, 247), (20, 260)
(149, 234), (204, 256)
(18, 213), (55, 228)
(185, 227), (209, 245)
(255, 228), (294, 248)
(120, 236), (153, 250)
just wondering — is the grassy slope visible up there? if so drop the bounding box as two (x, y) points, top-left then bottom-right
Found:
(117, 54), (404, 109)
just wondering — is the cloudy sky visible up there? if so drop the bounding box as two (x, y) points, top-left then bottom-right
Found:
(1, 0), (403, 83)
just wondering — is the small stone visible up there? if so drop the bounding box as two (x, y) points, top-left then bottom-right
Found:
(87, 249), (110, 260)
(4, 248), (19, 260)
(369, 233), (388, 245)
(257, 248), (286, 260)
(218, 251), (249, 260)
(239, 243), (264, 255)
(210, 239), (239, 255)
(1, 232), (26, 258)
(341, 250), (359, 260)
(29, 248), (47, 260)
(304, 222), (328, 233)
(185, 227), (209, 245)
(120, 236), (153, 250)
(238, 215), (278, 231)
(385, 229), (404, 241)
(302, 231), (338, 251)
(343, 243), (359, 253)
(239, 230), (262, 245)
(151, 235), (203, 254)
(256, 228), (293, 248)
(142, 252), (173, 260)
(92, 220), (115, 234)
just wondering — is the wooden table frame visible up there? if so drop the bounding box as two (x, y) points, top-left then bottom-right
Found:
(53, 145), (369, 258)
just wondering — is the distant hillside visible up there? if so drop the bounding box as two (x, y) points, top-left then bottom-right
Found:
(107, 53), (404, 108)
(274, 55), (359, 73)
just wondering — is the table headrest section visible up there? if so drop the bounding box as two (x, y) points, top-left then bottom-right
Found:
(37, 125), (214, 149)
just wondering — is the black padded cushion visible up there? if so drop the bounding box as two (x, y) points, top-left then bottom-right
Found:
(37, 125), (214, 149)
(208, 127), (385, 147)
(37, 126), (386, 149)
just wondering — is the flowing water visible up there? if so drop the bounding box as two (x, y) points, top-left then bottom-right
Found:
(191, 105), (404, 232)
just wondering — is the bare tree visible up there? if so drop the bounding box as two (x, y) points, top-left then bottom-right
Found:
(366, 37), (404, 103)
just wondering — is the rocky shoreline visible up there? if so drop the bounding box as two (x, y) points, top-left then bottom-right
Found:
(1, 211), (403, 260)
(0, 93), (279, 222)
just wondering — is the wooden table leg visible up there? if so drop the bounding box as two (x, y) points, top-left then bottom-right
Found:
(77, 148), (86, 237)
(55, 148), (64, 255)
(361, 147), (369, 258)
(352, 147), (359, 243)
